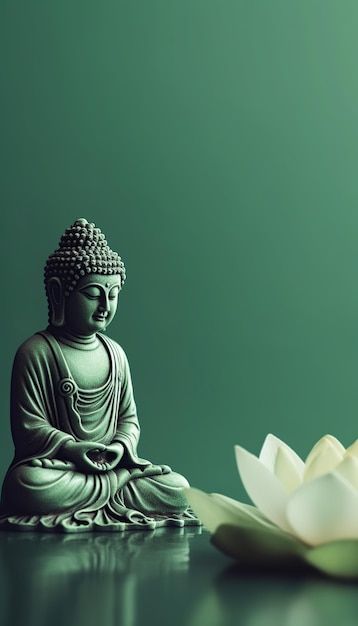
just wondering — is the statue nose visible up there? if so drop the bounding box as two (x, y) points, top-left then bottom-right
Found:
(98, 294), (110, 312)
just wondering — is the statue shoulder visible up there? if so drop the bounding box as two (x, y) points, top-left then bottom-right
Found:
(13, 331), (54, 370)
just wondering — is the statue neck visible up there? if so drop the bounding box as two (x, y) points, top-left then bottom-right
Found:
(48, 325), (100, 351)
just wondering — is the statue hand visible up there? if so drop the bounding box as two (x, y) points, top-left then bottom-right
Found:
(62, 440), (108, 473)
(85, 442), (125, 471)
(101, 442), (125, 471)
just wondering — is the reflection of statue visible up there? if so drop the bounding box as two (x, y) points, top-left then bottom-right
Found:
(0, 528), (200, 626)
(0, 219), (199, 532)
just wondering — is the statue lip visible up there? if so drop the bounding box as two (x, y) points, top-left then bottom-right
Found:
(93, 314), (108, 320)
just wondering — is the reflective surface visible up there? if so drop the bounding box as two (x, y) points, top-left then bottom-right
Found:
(0, 529), (357, 626)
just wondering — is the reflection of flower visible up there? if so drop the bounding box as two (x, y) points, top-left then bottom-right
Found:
(58, 378), (77, 397)
(185, 434), (358, 579)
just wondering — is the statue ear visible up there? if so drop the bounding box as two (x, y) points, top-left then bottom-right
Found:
(48, 277), (65, 327)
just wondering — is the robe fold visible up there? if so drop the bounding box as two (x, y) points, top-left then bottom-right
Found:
(0, 330), (199, 532)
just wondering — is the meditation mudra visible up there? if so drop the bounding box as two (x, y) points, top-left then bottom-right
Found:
(0, 218), (198, 532)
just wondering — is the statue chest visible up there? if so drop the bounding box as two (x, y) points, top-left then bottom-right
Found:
(59, 341), (111, 389)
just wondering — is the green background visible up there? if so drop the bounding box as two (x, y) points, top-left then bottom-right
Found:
(0, 0), (357, 502)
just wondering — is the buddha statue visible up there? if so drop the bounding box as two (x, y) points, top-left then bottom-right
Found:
(0, 218), (199, 532)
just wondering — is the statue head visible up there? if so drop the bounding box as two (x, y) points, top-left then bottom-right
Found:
(44, 218), (126, 334)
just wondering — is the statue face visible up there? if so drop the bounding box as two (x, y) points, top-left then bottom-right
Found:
(64, 273), (121, 335)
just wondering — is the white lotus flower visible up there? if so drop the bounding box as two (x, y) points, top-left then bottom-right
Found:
(184, 434), (358, 579)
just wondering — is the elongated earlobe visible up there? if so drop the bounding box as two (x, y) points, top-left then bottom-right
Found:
(48, 277), (65, 327)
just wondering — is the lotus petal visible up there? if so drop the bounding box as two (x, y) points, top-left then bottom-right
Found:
(346, 439), (358, 457)
(210, 493), (278, 530)
(211, 523), (306, 568)
(259, 433), (304, 492)
(305, 539), (358, 579)
(304, 435), (345, 483)
(286, 472), (358, 545)
(183, 488), (274, 534)
(334, 453), (358, 490)
(235, 445), (292, 532)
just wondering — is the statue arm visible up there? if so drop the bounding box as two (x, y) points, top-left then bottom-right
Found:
(10, 344), (75, 464)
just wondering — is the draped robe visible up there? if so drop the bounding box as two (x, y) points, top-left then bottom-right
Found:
(0, 330), (199, 532)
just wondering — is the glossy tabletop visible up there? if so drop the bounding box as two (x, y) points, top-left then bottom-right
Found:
(0, 528), (356, 626)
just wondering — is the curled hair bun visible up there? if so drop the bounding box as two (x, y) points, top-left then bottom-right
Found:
(44, 218), (126, 297)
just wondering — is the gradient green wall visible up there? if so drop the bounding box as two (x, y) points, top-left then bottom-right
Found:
(0, 1), (357, 501)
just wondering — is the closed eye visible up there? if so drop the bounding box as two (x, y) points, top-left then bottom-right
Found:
(109, 287), (120, 299)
